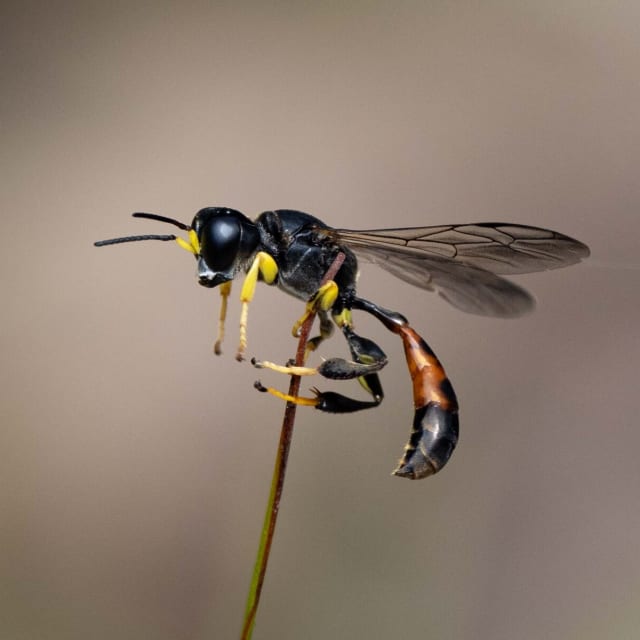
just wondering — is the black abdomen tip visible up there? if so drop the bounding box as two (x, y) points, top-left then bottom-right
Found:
(393, 402), (459, 479)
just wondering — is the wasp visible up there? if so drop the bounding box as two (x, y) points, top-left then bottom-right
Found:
(95, 208), (589, 478)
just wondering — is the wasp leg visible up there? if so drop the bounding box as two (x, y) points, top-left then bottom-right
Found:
(254, 381), (320, 407)
(257, 313), (388, 384)
(300, 321), (388, 413)
(329, 307), (387, 401)
(305, 310), (334, 360)
(252, 354), (384, 380)
(254, 382), (383, 413)
(291, 282), (339, 339)
(256, 286), (390, 414)
(213, 281), (232, 355)
(351, 296), (459, 479)
(237, 251), (278, 361)
(254, 308), (388, 413)
(252, 358), (318, 377)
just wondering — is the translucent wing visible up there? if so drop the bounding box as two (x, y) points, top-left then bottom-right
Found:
(329, 223), (589, 317)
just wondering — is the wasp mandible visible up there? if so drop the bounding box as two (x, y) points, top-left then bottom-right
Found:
(95, 208), (589, 479)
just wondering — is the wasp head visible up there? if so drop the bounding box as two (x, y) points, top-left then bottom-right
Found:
(94, 207), (261, 290)
(191, 207), (260, 288)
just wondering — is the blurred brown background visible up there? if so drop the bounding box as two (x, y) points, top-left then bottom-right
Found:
(2, 2), (639, 639)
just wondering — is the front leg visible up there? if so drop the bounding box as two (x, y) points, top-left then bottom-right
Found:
(235, 251), (278, 361)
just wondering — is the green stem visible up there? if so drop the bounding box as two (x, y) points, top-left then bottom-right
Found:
(240, 252), (346, 640)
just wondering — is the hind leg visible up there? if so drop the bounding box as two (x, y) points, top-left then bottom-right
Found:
(254, 300), (388, 413)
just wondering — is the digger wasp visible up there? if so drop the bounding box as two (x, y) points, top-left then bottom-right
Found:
(95, 207), (589, 478)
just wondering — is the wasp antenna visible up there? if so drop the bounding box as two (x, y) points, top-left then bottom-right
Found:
(132, 212), (191, 231)
(94, 234), (177, 247)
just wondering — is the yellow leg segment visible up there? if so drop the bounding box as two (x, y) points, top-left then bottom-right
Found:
(254, 382), (320, 407)
(303, 310), (334, 361)
(291, 281), (339, 338)
(213, 281), (232, 355)
(237, 252), (278, 361)
(252, 358), (318, 376)
(332, 307), (353, 330)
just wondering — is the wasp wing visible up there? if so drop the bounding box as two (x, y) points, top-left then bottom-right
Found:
(330, 223), (589, 317)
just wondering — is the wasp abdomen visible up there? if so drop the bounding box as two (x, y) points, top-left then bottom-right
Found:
(393, 324), (459, 479)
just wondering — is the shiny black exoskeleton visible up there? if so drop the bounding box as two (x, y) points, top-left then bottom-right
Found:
(199, 208), (359, 299)
(95, 206), (589, 478)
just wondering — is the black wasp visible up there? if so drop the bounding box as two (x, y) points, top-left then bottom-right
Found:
(95, 208), (589, 479)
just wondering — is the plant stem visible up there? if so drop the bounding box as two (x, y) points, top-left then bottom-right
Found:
(240, 252), (346, 640)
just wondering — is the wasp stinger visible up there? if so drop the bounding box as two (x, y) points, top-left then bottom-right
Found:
(95, 207), (589, 478)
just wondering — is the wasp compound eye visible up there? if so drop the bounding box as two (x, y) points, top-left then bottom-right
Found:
(193, 208), (260, 272)
(200, 215), (242, 271)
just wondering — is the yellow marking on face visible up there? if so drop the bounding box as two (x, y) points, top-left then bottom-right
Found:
(174, 228), (201, 255)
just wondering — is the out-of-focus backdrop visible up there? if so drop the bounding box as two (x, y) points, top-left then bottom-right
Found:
(2, 2), (639, 639)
